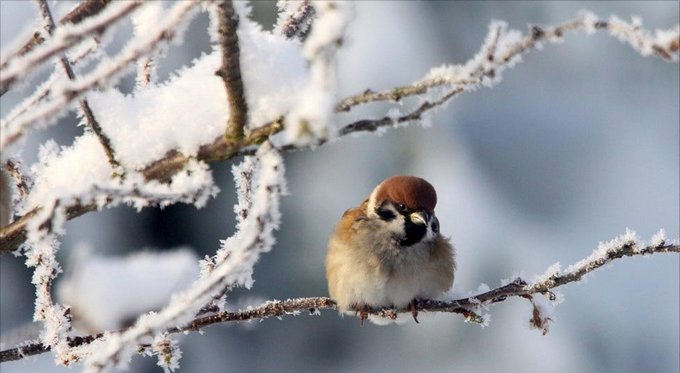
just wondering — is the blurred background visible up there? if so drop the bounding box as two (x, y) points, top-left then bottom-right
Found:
(1, 1), (678, 372)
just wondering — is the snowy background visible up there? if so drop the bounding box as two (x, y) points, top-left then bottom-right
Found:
(1, 1), (678, 372)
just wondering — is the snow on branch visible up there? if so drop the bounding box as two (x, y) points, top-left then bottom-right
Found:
(2, 231), (677, 363)
(79, 142), (285, 372)
(2, 12), (676, 255)
(284, 0), (354, 146)
(35, 0), (121, 172)
(0, 8), (677, 370)
(0, 0), (111, 91)
(0, 1), (200, 152)
(0, 1), (142, 95)
(336, 12), (679, 118)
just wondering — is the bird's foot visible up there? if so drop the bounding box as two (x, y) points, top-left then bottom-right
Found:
(352, 304), (369, 326)
(409, 299), (420, 324)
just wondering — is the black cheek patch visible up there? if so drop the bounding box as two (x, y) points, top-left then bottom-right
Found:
(400, 218), (426, 246)
(376, 208), (396, 221)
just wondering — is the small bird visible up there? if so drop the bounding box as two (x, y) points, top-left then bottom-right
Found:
(326, 176), (455, 324)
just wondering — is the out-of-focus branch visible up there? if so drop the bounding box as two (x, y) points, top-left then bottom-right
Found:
(3, 159), (31, 201)
(0, 1), (141, 96)
(35, 0), (121, 171)
(3, 238), (677, 363)
(276, 0), (315, 39)
(0, 1), (198, 152)
(336, 15), (679, 113)
(0, 0), (111, 82)
(215, 0), (248, 141)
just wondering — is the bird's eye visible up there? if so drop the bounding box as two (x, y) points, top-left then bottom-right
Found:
(431, 217), (439, 233)
(397, 203), (407, 212)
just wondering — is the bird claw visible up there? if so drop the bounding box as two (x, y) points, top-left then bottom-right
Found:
(354, 304), (369, 326)
(409, 300), (420, 324)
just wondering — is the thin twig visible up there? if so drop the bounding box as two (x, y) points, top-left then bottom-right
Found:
(0, 0), (111, 75)
(4, 159), (31, 201)
(0, 1), (142, 96)
(2, 241), (677, 363)
(35, 0), (121, 172)
(335, 17), (678, 113)
(215, 0), (248, 141)
(276, 0), (315, 39)
(0, 1), (198, 151)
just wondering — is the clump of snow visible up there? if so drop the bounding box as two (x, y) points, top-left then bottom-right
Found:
(25, 135), (219, 215)
(64, 1), (307, 170)
(57, 247), (200, 332)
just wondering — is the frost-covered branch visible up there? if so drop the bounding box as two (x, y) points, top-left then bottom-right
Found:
(4, 159), (32, 202)
(1, 12), (678, 255)
(0, 1), (141, 96)
(275, 0), (315, 39)
(336, 13), (679, 113)
(3, 231), (677, 363)
(214, 0), (249, 141)
(35, 0), (121, 171)
(0, 0), (111, 88)
(79, 142), (284, 372)
(0, 1), (200, 152)
(284, 1), (353, 146)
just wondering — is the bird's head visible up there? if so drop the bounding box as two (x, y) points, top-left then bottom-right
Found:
(366, 176), (440, 246)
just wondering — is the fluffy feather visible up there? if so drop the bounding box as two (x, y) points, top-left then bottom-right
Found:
(326, 176), (456, 318)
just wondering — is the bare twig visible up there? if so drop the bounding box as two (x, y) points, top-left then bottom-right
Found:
(3, 240), (677, 363)
(35, 0), (121, 171)
(215, 0), (248, 141)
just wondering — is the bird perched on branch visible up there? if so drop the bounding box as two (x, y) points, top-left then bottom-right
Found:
(326, 176), (455, 324)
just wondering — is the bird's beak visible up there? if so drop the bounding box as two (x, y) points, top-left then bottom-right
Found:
(409, 210), (430, 226)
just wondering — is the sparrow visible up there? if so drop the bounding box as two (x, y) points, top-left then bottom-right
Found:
(325, 176), (455, 324)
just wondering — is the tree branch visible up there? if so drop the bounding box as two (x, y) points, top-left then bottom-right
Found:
(215, 0), (248, 141)
(1, 13), (677, 254)
(276, 0), (315, 39)
(0, 1), (141, 96)
(335, 15), (679, 113)
(3, 159), (31, 201)
(0, 1), (199, 152)
(3, 238), (677, 364)
(35, 0), (121, 171)
(0, 0), (112, 96)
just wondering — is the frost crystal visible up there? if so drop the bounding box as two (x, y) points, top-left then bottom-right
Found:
(152, 334), (182, 373)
